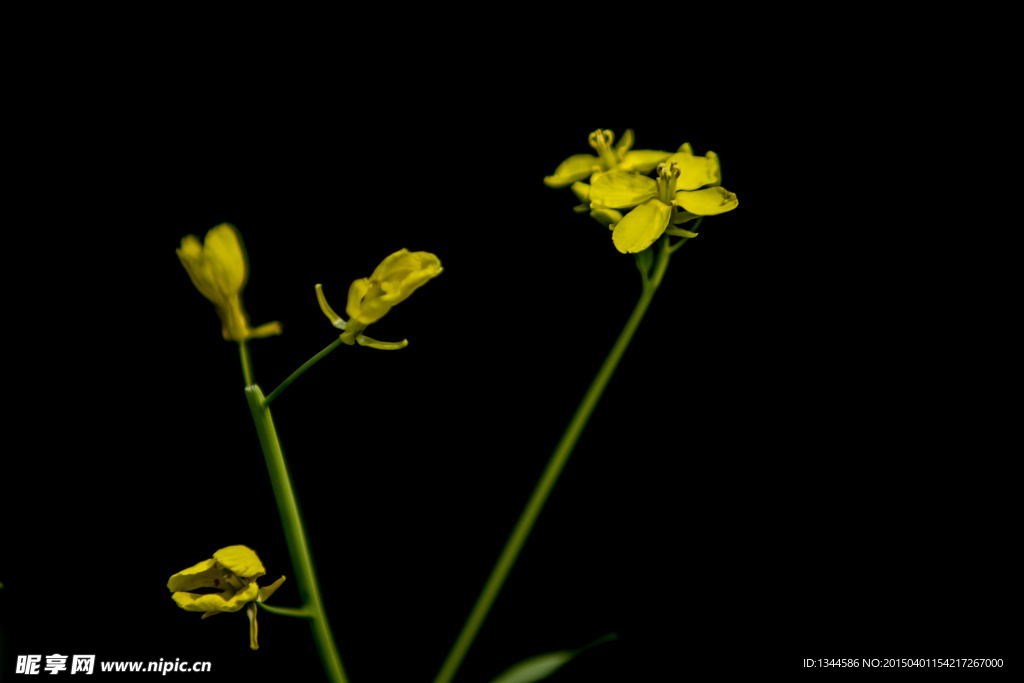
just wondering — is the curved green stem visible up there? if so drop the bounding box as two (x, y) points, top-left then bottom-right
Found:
(433, 239), (675, 683)
(257, 602), (313, 618)
(238, 342), (348, 683)
(265, 337), (345, 406)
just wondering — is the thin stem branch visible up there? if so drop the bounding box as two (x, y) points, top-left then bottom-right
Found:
(433, 239), (674, 683)
(257, 602), (313, 618)
(265, 337), (345, 406)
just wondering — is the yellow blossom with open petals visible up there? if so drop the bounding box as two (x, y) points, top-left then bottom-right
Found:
(543, 129), (671, 188)
(315, 249), (442, 350)
(589, 143), (739, 253)
(177, 224), (282, 341)
(168, 545), (286, 650)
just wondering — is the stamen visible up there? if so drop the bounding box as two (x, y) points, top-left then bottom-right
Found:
(667, 161), (679, 196)
(656, 162), (680, 201)
(588, 129), (618, 169)
(656, 161), (680, 180)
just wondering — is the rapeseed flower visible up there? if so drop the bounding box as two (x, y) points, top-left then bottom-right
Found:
(177, 224), (282, 341)
(316, 249), (442, 349)
(168, 545), (285, 650)
(589, 144), (739, 253)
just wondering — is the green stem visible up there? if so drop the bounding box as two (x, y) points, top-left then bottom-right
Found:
(257, 602), (313, 618)
(433, 239), (674, 683)
(239, 340), (255, 386)
(239, 345), (348, 683)
(265, 337), (345, 406)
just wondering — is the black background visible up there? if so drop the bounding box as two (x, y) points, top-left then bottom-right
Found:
(1, 36), (1018, 682)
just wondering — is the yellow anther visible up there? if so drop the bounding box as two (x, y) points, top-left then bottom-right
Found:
(588, 129), (615, 149)
(656, 161), (681, 179)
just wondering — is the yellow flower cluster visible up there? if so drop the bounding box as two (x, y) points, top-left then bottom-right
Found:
(545, 130), (739, 253)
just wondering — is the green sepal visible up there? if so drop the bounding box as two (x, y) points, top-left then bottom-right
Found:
(635, 248), (654, 281)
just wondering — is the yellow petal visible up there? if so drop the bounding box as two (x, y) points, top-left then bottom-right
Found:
(172, 591), (218, 612)
(589, 170), (658, 209)
(369, 248), (413, 281)
(178, 234), (203, 260)
(172, 582), (259, 613)
(177, 236), (221, 303)
(213, 545), (266, 579)
(614, 128), (635, 156)
(662, 150), (720, 191)
(611, 199), (672, 254)
(673, 187), (739, 215)
(348, 250), (442, 325)
(543, 154), (601, 187)
(619, 150), (671, 173)
(347, 277), (389, 325)
(705, 150), (721, 183)
(372, 249), (443, 305)
(203, 224), (248, 297)
(167, 558), (219, 592)
(232, 583), (261, 606)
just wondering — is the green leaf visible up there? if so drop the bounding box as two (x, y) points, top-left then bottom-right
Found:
(490, 650), (575, 683)
(490, 634), (618, 683)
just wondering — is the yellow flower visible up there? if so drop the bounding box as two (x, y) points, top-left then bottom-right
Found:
(589, 143), (739, 254)
(543, 129), (671, 188)
(167, 545), (286, 650)
(315, 249), (443, 350)
(177, 224), (282, 341)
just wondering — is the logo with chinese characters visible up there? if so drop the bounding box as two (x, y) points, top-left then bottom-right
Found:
(16, 655), (95, 675)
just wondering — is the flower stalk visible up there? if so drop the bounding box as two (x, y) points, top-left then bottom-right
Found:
(264, 337), (345, 406)
(241, 346), (348, 683)
(433, 236), (679, 683)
